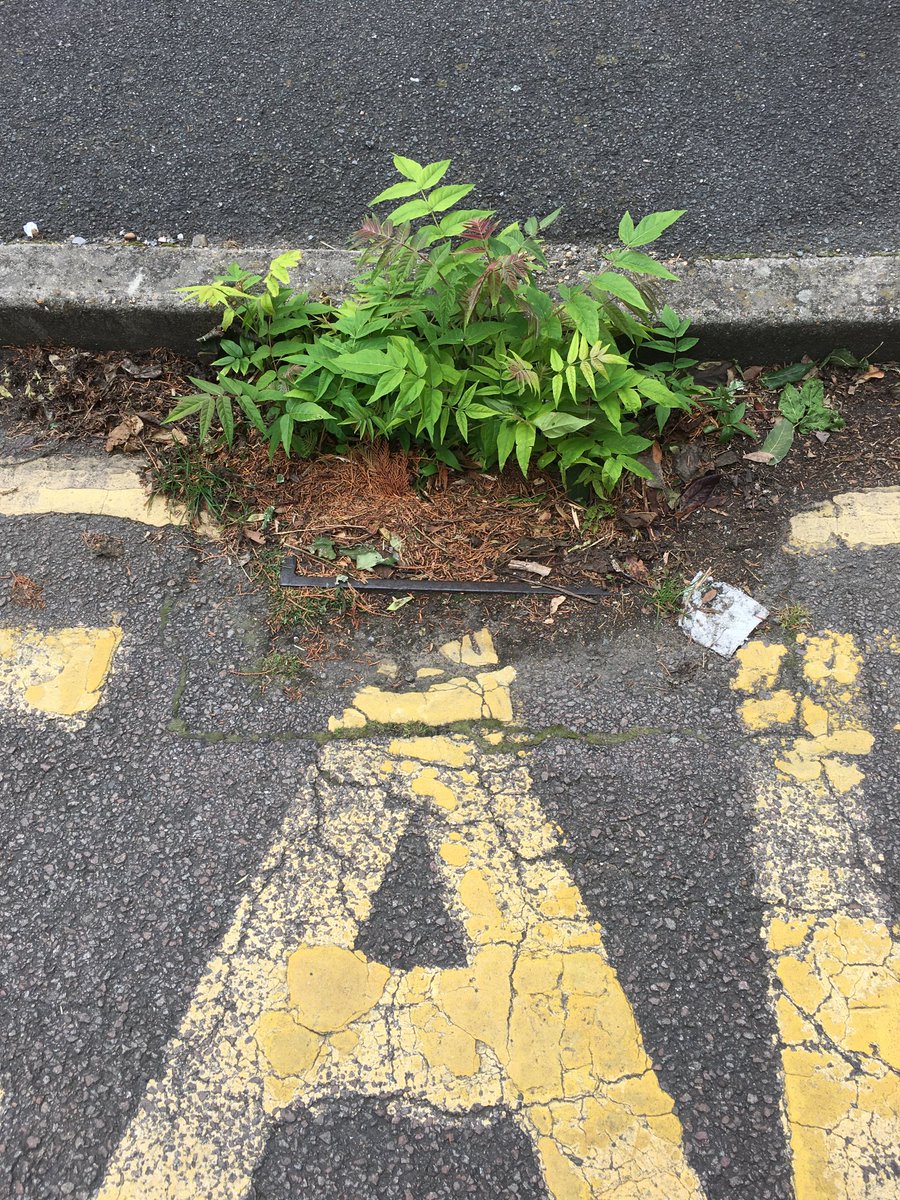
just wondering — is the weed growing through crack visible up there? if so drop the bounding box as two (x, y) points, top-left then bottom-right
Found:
(650, 574), (685, 618)
(702, 381), (757, 443)
(242, 650), (308, 694)
(169, 154), (702, 498)
(777, 603), (810, 641)
(150, 444), (243, 521)
(249, 549), (348, 634)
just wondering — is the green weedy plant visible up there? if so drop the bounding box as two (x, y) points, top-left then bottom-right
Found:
(703, 381), (757, 443)
(168, 155), (701, 494)
(778, 378), (844, 434)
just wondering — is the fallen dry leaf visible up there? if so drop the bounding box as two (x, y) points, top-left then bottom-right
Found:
(855, 365), (885, 383)
(611, 556), (651, 584)
(678, 470), (721, 513)
(620, 510), (657, 529)
(120, 358), (163, 380)
(105, 414), (144, 453)
(742, 365), (764, 383)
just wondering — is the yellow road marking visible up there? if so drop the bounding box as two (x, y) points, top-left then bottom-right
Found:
(439, 628), (500, 666)
(98, 640), (704, 1200)
(787, 486), (900, 552)
(0, 625), (122, 726)
(0, 455), (217, 534)
(328, 665), (516, 731)
(734, 630), (900, 1200)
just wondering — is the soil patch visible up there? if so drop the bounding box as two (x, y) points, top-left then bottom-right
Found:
(1, 342), (897, 655)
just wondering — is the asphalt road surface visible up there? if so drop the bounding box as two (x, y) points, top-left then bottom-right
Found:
(2, 0), (897, 253)
(0, 439), (899, 1200)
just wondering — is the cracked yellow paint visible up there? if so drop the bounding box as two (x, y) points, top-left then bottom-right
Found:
(330, 666), (516, 729)
(388, 735), (474, 768)
(0, 455), (218, 535)
(439, 627), (499, 667)
(787, 487), (900, 552)
(736, 623), (900, 1200)
(739, 690), (797, 729)
(731, 640), (787, 691)
(411, 767), (458, 810)
(98, 639), (703, 1200)
(0, 625), (122, 725)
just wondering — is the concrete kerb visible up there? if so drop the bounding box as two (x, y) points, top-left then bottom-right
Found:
(0, 244), (897, 361)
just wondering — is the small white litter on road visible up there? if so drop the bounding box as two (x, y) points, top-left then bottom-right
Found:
(679, 572), (768, 657)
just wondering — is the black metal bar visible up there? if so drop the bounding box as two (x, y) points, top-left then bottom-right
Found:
(279, 557), (609, 597)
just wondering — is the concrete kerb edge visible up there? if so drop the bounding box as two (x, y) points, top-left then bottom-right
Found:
(0, 244), (898, 361)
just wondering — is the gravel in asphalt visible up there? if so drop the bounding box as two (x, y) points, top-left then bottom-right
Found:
(2, 0), (897, 252)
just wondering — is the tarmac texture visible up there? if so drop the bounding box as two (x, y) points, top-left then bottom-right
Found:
(2, 0), (897, 252)
(0, 450), (898, 1200)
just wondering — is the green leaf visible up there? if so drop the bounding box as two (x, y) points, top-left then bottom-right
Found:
(539, 207), (562, 230)
(386, 595), (413, 612)
(235, 389), (267, 435)
(332, 349), (395, 375)
(420, 388), (443, 435)
(278, 413), (295, 457)
(370, 179), (421, 204)
(268, 250), (302, 284)
(565, 364), (578, 401)
(626, 210), (686, 247)
(755, 418), (796, 465)
(559, 436), (595, 472)
(761, 363), (809, 388)
(392, 154), (424, 183)
(562, 293), (600, 343)
(608, 249), (679, 281)
(618, 455), (655, 481)
(353, 550), (386, 571)
(618, 212), (635, 243)
(821, 347), (866, 369)
(497, 421), (516, 470)
(309, 535), (337, 561)
(601, 457), (624, 489)
(515, 422), (537, 476)
(778, 383), (806, 424)
(592, 272), (648, 311)
(386, 198), (433, 223)
(287, 400), (331, 422)
(533, 411), (592, 436)
(419, 159), (452, 189)
(427, 183), (475, 212)
(199, 397), (214, 443)
(188, 376), (226, 396)
(635, 376), (678, 405)
(165, 396), (206, 423)
(369, 367), (406, 404)
(436, 208), (494, 236)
